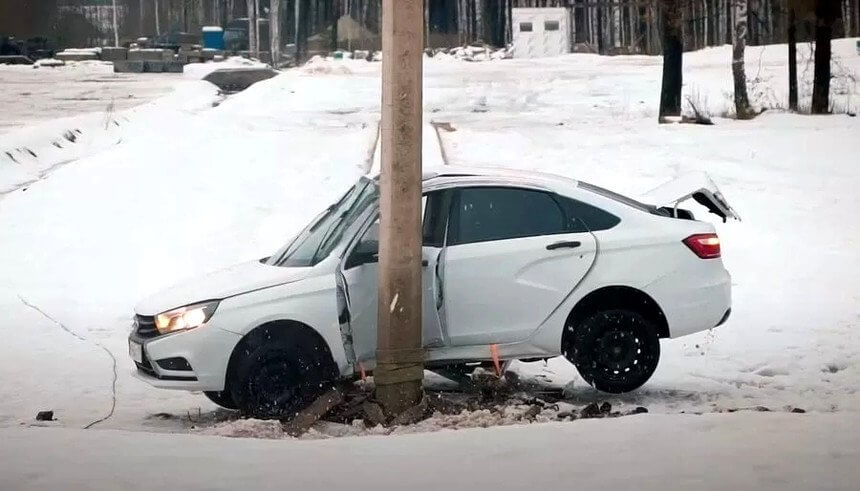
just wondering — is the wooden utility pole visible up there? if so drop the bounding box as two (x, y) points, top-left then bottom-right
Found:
(155, 0), (161, 36)
(375, 0), (425, 419)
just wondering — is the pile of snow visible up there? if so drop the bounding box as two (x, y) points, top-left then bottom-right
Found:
(32, 58), (65, 68)
(432, 45), (511, 62)
(57, 47), (101, 55)
(182, 55), (270, 79)
(301, 55), (354, 75)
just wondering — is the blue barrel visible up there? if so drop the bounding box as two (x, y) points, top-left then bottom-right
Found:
(202, 26), (225, 50)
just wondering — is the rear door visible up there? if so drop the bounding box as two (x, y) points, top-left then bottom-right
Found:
(441, 186), (597, 346)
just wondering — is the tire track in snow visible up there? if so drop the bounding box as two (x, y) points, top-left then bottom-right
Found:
(17, 295), (117, 429)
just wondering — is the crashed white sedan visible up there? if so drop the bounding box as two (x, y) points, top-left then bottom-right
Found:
(129, 167), (739, 417)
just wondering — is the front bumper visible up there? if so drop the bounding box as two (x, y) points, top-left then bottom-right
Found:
(128, 317), (242, 392)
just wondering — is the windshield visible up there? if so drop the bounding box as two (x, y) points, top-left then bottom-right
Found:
(267, 178), (378, 267)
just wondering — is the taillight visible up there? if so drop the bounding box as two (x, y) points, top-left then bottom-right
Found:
(683, 233), (721, 259)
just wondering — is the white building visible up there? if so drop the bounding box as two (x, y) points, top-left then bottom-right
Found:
(511, 8), (570, 59)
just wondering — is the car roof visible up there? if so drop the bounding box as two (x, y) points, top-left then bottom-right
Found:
(422, 166), (578, 185)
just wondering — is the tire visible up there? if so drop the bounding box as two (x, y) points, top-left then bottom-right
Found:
(203, 390), (238, 410)
(564, 309), (660, 394)
(229, 340), (333, 419)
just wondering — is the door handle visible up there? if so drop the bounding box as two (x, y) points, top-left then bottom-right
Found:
(546, 240), (581, 250)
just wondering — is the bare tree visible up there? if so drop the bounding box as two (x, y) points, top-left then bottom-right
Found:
(811, 0), (840, 114)
(659, 0), (683, 122)
(270, 0), (281, 66)
(732, 0), (753, 118)
(155, 0), (161, 35)
(246, 0), (257, 57)
(788, 2), (798, 111)
(111, 0), (119, 46)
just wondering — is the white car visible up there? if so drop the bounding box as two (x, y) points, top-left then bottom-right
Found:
(129, 167), (739, 417)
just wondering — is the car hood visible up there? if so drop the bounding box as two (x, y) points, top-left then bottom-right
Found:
(639, 171), (741, 222)
(135, 259), (310, 316)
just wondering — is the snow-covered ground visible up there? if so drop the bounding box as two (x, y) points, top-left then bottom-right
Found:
(0, 38), (858, 481)
(3, 412), (858, 490)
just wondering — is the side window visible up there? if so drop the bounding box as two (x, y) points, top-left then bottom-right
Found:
(345, 218), (379, 269)
(519, 22), (533, 32)
(558, 196), (621, 232)
(544, 20), (560, 31)
(450, 187), (566, 245)
(422, 190), (452, 247)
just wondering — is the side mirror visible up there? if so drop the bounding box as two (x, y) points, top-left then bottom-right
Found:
(346, 240), (379, 269)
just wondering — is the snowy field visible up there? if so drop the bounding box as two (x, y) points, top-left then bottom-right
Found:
(0, 61), (183, 135)
(1, 39), (859, 487)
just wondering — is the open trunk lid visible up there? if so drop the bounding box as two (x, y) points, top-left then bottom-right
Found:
(639, 171), (741, 222)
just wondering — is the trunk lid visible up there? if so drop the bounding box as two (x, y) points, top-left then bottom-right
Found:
(639, 171), (741, 222)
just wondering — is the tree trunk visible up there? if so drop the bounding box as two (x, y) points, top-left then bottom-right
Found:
(659, 0), (683, 121)
(247, 0), (257, 57)
(732, 0), (753, 118)
(271, 0), (281, 66)
(112, 0), (119, 46)
(811, 0), (838, 114)
(254, 0), (260, 57)
(331, 0), (339, 51)
(788, 4), (798, 111)
(596, 3), (604, 53)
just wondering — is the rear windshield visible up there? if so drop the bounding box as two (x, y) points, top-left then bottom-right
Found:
(578, 181), (654, 213)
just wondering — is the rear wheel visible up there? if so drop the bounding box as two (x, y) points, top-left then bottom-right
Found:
(564, 309), (660, 394)
(230, 341), (333, 419)
(203, 390), (237, 410)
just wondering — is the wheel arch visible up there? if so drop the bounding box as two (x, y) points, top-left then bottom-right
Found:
(562, 285), (670, 350)
(224, 319), (340, 393)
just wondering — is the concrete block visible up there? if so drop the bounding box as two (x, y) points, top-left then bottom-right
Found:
(164, 61), (184, 73)
(201, 49), (222, 60)
(100, 47), (128, 61)
(0, 55), (33, 65)
(56, 51), (99, 62)
(143, 60), (165, 72)
(128, 48), (169, 62)
(113, 60), (145, 73)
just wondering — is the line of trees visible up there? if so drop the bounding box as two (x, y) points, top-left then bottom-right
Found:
(659, 0), (849, 121)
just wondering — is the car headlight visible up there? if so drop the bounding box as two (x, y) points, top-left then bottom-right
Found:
(155, 300), (220, 335)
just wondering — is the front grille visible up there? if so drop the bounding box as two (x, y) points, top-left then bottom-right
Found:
(134, 314), (159, 338)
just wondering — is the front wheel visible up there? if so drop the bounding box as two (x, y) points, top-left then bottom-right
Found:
(230, 342), (332, 419)
(564, 309), (660, 394)
(203, 390), (238, 410)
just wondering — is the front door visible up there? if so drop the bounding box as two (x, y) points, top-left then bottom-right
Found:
(441, 186), (597, 346)
(339, 191), (451, 366)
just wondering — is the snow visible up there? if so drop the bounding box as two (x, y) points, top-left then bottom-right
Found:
(2, 412), (859, 490)
(0, 35), (858, 453)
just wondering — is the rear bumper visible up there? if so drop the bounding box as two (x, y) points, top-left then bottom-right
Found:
(644, 263), (732, 338)
(128, 321), (242, 392)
